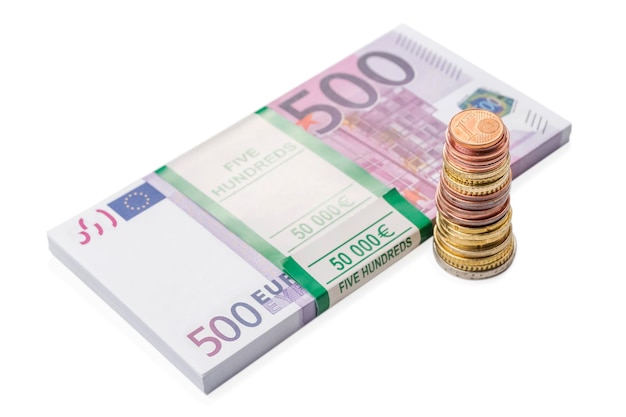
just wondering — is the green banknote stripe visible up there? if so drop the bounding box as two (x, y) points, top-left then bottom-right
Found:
(154, 166), (283, 265)
(383, 189), (433, 243)
(282, 258), (330, 313)
(156, 165), (331, 314)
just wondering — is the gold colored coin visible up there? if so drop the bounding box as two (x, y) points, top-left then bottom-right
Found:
(444, 154), (511, 185)
(443, 168), (511, 196)
(436, 208), (513, 235)
(434, 225), (513, 259)
(436, 220), (512, 249)
(434, 231), (513, 267)
(434, 234), (515, 268)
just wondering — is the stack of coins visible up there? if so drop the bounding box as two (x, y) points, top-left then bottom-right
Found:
(433, 109), (516, 279)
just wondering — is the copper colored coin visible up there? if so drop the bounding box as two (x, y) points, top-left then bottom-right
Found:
(448, 109), (505, 150)
(446, 127), (509, 157)
(447, 133), (508, 159)
(438, 175), (511, 211)
(436, 193), (510, 228)
(443, 140), (509, 172)
(438, 188), (510, 222)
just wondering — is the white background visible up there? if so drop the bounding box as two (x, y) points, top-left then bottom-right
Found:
(2, 1), (624, 415)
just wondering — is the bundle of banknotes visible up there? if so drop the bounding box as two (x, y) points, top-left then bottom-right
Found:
(47, 24), (571, 394)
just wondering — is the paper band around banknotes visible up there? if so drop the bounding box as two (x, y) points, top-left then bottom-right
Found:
(156, 108), (432, 315)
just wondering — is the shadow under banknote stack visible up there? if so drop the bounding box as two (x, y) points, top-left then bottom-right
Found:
(433, 109), (516, 279)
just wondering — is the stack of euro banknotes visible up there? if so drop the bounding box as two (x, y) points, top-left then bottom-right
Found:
(47, 24), (571, 394)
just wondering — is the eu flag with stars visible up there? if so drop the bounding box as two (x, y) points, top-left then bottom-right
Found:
(108, 182), (166, 221)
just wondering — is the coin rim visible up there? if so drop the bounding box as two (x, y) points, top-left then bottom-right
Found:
(433, 236), (516, 279)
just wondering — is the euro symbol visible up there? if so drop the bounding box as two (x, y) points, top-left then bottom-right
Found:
(338, 195), (354, 208)
(378, 224), (394, 239)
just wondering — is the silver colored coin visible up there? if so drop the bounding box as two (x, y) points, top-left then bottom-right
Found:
(433, 237), (516, 280)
